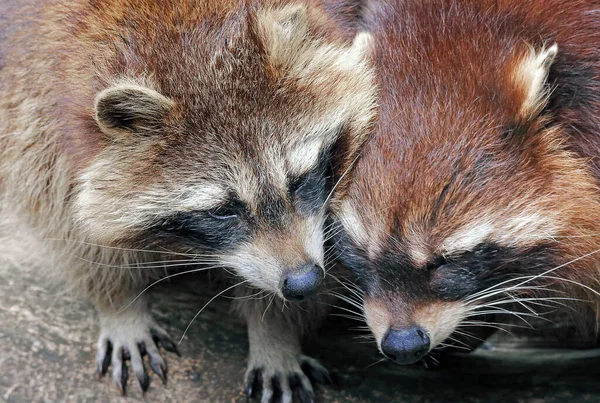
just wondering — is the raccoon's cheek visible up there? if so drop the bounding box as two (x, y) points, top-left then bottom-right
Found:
(74, 185), (138, 244)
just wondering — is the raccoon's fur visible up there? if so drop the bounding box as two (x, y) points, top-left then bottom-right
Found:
(0, 0), (376, 399)
(331, 0), (600, 364)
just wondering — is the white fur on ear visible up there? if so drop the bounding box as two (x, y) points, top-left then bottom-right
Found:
(515, 43), (558, 118)
(255, 3), (375, 81)
(331, 31), (374, 72)
(94, 82), (175, 135)
(351, 31), (373, 57)
(255, 3), (311, 74)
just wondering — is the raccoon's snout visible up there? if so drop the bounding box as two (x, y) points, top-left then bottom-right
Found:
(381, 326), (430, 365)
(281, 264), (324, 302)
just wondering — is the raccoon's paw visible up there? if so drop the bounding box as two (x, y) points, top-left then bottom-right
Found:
(96, 315), (180, 396)
(244, 354), (331, 403)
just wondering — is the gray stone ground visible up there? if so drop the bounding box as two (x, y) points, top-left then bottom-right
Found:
(2, 233), (600, 403)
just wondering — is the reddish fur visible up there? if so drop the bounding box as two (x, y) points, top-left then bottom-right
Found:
(335, 0), (600, 340)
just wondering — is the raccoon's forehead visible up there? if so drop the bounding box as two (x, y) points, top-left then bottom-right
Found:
(158, 138), (329, 207)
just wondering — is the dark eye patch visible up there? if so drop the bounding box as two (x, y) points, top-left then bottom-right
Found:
(149, 199), (250, 250)
(207, 198), (247, 220)
(290, 170), (327, 215)
(430, 242), (557, 301)
(288, 144), (335, 215)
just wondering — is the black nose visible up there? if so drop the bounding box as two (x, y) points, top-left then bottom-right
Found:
(281, 264), (324, 301)
(381, 326), (430, 365)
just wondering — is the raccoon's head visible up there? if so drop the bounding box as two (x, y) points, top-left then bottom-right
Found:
(332, 35), (600, 364)
(74, 1), (376, 301)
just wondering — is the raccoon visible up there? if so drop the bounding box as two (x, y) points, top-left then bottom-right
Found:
(331, 0), (600, 365)
(0, 0), (376, 399)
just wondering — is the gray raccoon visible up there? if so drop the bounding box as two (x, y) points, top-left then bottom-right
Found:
(0, 0), (376, 400)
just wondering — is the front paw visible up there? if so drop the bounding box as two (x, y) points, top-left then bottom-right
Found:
(96, 314), (180, 396)
(245, 355), (331, 403)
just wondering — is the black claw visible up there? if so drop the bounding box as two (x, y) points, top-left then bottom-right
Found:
(138, 342), (147, 357)
(120, 360), (129, 396)
(288, 374), (301, 388)
(160, 339), (182, 357)
(245, 369), (256, 397)
(150, 357), (168, 385)
(250, 369), (263, 399)
(152, 329), (181, 357)
(137, 371), (150, 394)
(98, 341), (113, 378)
(272, 375), (284, 403)
(297, 387), (315, 403)
(122, 348), (131, 361)
(301, 362), (331, 385)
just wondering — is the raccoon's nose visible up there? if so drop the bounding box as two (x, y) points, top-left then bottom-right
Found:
(281, 264), (324, 302)
(381, 326), (430, 365)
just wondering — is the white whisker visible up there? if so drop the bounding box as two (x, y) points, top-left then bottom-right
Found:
(119, 265), (223, 313)
(178, 280), (249, 345)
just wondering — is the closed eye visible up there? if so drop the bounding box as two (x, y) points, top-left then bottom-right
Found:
(207, 210), (238, 220)
(425, 255), (448, 271)
(207, 199), (246, 220)
(290, 174), (309, 194)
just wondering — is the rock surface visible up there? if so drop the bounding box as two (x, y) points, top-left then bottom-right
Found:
(1, 234), (600, 403)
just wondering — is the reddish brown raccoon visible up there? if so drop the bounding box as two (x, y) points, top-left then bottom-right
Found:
(331, 0), (600, 364)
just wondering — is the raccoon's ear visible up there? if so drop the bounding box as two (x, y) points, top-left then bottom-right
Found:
(254, 3), (373, 77)
(94, 83), (175, 135)
(254, 3), (311, 74)
(514, 43), (558, 119)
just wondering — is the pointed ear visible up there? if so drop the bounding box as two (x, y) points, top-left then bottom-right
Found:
(514, 43), (558, 119)
(94, 83), (175, 135)
(254, 2), (374, 78)
(254, 3), (312, 75)
(350, 30), (373, 57)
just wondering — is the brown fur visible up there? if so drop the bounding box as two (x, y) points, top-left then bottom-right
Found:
(332, 0), (600, 356)
(0, 0), (376, 398)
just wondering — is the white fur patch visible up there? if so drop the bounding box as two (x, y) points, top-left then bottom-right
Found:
(441, 221), (495, 253)
(287, 138), (323, 176)
(406, 223), (431, 267)
(221, 242), (284, 296)
(440, 211), (558, 255)
(496, 211), (559, 247)
(301, 214), (326, 267)
(337, 199), (370, 249)
(331, 31), (373, 72)
(178, 184), (229, 211)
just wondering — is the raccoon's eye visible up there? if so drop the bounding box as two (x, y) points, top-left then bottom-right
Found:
(207, 199), (245, 220)
(290, 175), (309, 194)
(425, 256), (448, 271)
